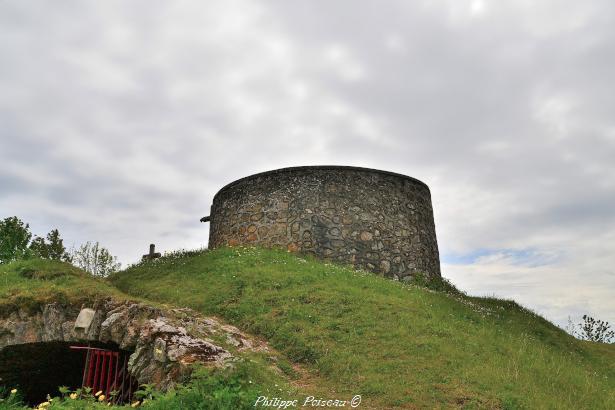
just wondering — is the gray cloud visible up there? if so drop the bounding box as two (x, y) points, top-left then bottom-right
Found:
(1, 0), (614, 327)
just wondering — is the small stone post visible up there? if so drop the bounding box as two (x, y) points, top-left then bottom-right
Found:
(142, 244), (162, 261)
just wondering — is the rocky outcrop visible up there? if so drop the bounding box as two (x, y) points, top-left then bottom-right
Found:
(0, 299), (266, 390)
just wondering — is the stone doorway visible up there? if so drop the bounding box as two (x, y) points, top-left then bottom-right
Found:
(0, 341), (135, 406)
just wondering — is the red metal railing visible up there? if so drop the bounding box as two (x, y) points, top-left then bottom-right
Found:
(70, 346), (138, 404)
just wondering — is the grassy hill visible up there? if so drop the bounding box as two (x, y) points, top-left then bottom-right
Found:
(0, 258), (302, 410)
(1, 249), (614, 409)
(110, 247), (615, 409)
(0, 258), (131, 316)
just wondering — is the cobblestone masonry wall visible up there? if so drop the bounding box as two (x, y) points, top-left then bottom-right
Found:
(208, 166), (440, 279)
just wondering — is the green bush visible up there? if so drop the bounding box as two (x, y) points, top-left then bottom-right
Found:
(142, 362), (263, 409)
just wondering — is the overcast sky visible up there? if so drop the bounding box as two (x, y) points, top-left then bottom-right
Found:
(1, 0), (614, 328)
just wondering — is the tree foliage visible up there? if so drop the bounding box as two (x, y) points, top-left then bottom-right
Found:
(0, 216), (32, 264)
(29, 229), (71, 262)
(70, 241), (121, 277)
(1, 216), (121, 278)
(28, 236), (47, 258)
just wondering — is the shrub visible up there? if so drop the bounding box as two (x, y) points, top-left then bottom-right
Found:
(146, 363), (263, 409)
(578, 315), (614, 343)
(69, 241), (120, 277)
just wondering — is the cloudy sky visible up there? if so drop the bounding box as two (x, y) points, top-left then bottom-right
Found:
(1, 0), (614, 328)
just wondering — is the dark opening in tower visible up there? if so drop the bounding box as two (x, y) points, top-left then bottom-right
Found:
(0, 341), (137, 406)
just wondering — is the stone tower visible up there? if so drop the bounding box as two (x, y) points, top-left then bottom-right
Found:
(203, 166), (440, 280)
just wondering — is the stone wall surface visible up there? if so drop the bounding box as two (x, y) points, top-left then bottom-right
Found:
(208, 166), (441, 279)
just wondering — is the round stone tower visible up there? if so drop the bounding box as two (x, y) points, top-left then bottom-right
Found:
(206, 166), (440, 279)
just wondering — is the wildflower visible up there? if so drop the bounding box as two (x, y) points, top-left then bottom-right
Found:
(69, 393), (78, 400)
(38, 402), (50, 408)
(95, 390), (103, 397)
(99, 394), (106, 401)
(131, 401), (141, 407)
(10, 389), (17, 394)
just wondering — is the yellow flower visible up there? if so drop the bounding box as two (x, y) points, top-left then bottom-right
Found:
(131, 401), (141, 408)
(38, 402), (50, 408)
(95, 390), (103, 397)
(69, 393), (78, 400)
(98, 394), (106, 401)
(10, 389), (17, 394)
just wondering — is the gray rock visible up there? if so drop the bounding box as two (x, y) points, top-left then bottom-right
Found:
(42, 303), (66, 341)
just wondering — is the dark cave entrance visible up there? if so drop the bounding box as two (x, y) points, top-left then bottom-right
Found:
(0, 341), (136, 406)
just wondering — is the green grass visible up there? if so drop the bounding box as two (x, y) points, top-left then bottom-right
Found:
(0, 258), (132, 316)
(2, 252), (614, 409)
(0, 258), (301, 409)
(109, 247), (615, 409)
